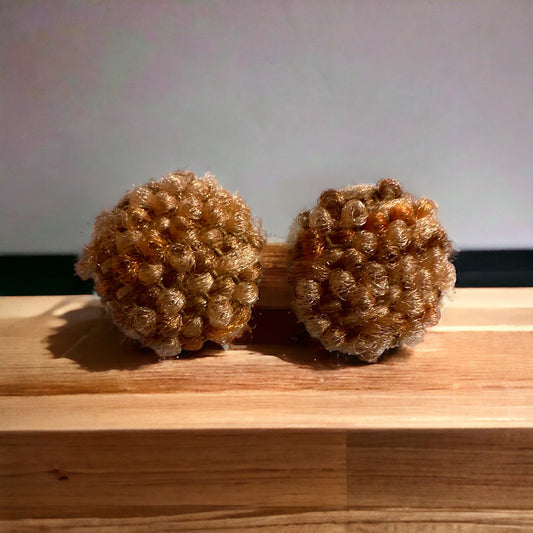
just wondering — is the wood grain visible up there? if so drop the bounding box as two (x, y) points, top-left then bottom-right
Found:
(1, 428), (531, 521)
(0, 251), (532, 529)
(2, 390), (533, 431)
(2, 509), (533, 532)
(1, 430), (346, 519)
(0, 290), (532, 399)
(257, 242), (292, 309)
(347, 429), (533, 510)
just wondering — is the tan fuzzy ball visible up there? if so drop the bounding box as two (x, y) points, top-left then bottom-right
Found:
(76, 171), (265, 357)
(288, 178), (455, 363)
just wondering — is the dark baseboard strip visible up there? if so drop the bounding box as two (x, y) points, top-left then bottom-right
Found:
(0, 255), (93, 296)
(0, 250), (531, 296)
(452, 250), (533, 288)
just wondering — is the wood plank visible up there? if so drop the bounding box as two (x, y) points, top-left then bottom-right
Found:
(1, 390), (532, 431)
(0, 283), (532, 527)
(1, 329), (532, 395)
(2, 429), (531, 520)
(2, 509), (533, 532)
(347, 429), (533, 510)
(257, 242), (292, 309)
(0, 290), (532, 398)
(0, 430), (347, 519)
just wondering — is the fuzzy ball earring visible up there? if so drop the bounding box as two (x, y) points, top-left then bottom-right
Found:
(76, 170), (265, 357)
(288, 178), (455, 363)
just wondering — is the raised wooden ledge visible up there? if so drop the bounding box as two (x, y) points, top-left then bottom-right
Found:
(1, 261), (532, 530)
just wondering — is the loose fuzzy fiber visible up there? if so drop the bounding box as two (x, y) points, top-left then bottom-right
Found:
(288, 178), (455, 362)
(76, 171), (265, 357)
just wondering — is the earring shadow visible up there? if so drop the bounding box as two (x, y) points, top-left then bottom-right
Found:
(46, 300), (411, 372)
(46, 302), (222, 372)
(239, 309), (413, 368)
(46, 304), (159, 371)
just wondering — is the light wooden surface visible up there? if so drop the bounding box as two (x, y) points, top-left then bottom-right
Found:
(1, 510), (533, 533)
(1, 254), (532, 530)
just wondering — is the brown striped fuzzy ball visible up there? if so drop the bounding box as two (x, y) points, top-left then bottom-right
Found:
(288, 178), (455, 362)
(76, 171), (265, 357)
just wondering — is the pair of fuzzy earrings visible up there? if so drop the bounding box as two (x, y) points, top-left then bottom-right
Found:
(76, 170), (455, 363)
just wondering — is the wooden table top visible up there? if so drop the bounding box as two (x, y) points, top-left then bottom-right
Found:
(1, 287), (532, 530)
(1, 287), (532, 431)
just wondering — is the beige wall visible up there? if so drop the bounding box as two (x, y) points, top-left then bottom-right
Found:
(1, 0), (532, 252)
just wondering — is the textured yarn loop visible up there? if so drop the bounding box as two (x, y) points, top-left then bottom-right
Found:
(76, 171), (265, 357)
(288, 178), (455, 363)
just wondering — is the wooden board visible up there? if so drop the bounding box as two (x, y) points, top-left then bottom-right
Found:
(0, 248), (532, 530)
